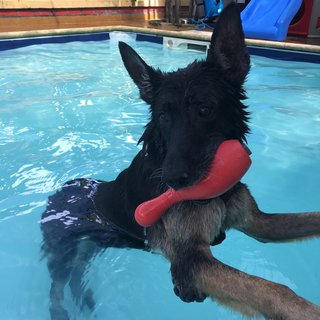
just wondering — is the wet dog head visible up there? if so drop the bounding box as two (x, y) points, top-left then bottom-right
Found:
(119, 3), (250, 190)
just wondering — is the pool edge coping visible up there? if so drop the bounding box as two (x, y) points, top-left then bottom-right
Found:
(1, 25), (320, 54)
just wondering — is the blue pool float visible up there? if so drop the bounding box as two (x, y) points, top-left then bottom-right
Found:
(241, 0), (302, 41)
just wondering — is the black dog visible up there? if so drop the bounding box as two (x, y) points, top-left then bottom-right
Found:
(41, 3), (320, 319)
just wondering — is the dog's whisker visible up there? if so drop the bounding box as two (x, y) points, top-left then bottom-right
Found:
(150, 167), (163, 179)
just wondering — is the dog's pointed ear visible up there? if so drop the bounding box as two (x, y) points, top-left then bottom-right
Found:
(207, 2), (250, 86)
(118, 41), (160, 104)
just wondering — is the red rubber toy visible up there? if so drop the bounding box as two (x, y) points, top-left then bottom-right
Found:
(134, 140), (252, 227)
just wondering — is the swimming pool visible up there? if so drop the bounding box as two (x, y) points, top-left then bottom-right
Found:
(0, 32), (319, 320)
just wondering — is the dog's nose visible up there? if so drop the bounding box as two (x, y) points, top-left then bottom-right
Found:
(165, 172), (190, 190)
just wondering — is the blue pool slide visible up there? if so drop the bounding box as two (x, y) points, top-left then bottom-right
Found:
(241, 0), (302, 41)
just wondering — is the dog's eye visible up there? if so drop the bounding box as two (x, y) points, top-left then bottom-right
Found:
(159, 112), (169, 123)
(198, 106), (212, 117)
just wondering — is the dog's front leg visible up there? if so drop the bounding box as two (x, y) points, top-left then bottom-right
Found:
(227, 183), (320, 242)
(240, 210), (320, 243)
(196, 257), (320, 319)
(147, 200), (227, 303)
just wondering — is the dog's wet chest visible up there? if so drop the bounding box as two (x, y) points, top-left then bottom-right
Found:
(153, 198), (227, 247)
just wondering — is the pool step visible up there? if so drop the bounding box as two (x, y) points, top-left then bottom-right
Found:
(163, 36), (209, 52)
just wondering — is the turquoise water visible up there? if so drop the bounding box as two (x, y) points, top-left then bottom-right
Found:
(0, 33), (319, 319)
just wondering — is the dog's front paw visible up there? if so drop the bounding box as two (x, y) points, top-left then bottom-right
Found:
(172, 277), (207, 302)
(171, 264), (207, 303)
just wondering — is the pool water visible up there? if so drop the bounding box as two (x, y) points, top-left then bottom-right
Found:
(0, 33), (319, 320)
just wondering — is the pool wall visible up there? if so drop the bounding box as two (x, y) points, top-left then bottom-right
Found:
(0, 29), (319, 64)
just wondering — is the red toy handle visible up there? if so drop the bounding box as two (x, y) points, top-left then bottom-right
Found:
(135, 140), (252, 227)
